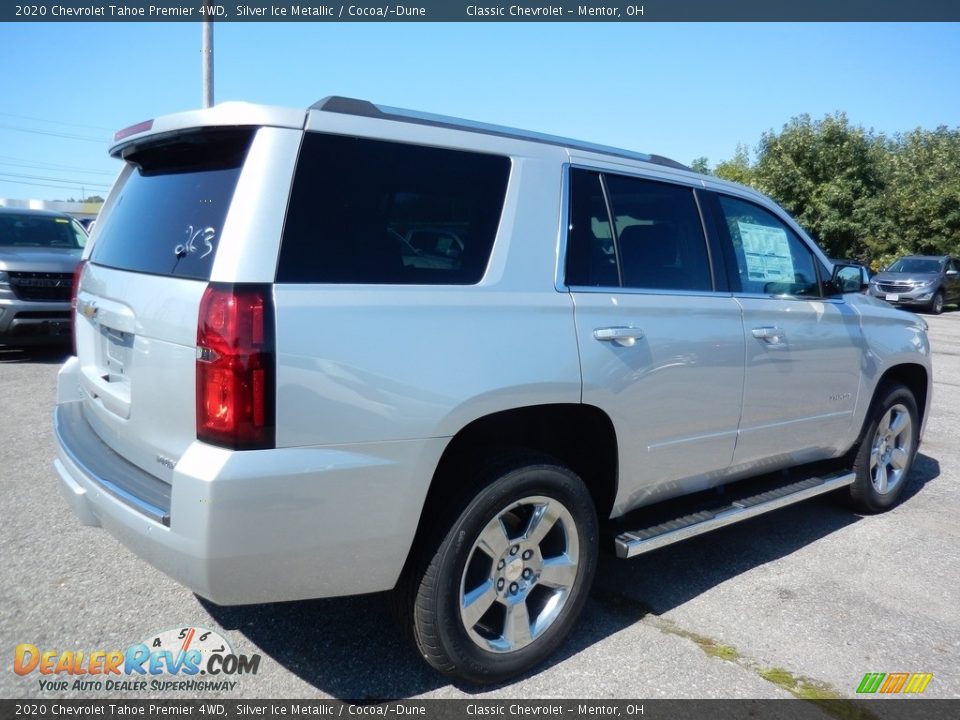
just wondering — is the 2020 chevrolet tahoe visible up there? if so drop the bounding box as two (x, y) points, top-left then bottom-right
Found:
(54, 98), (932, 683)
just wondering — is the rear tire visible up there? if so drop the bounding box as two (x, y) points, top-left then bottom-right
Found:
(397, 453), (598, 684)
(849, 383), (919, 513)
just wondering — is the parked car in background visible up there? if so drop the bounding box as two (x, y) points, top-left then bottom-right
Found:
(0, 207), (87, 346)
(869, 255), (960, 314)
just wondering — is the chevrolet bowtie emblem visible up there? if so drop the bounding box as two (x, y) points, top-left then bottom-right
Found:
(80, 301), (97, 320)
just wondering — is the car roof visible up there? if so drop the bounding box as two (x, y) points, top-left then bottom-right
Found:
(0, 206), (75, 220)
(309, 96), (691, 172)
(110, 96), (691, 172)
(106, 97), (774, 209)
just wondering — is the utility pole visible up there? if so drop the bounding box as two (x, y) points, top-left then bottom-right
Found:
(201, 2), (214, 108)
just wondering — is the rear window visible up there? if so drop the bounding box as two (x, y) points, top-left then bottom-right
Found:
(0, 213), (87, 249)
(277, 133), (510, 285)
(89, 129), (253, 280)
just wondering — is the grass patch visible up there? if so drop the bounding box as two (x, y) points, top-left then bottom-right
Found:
(758, 667), (880, 720)
(677, 629), (740, 662)
(758, 665), (840, 699)
(637, 609), (879, 720)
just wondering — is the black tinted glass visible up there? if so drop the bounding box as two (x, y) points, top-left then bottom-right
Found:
(605, 175), (712, 292)
(277, 133), (510, 285)
(90, 129), (252, 280)
(886, 258), (942, 274)
(566, 169), (617, 287)
(0, 213), (86, 249)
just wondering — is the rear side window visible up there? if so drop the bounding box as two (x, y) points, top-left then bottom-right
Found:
(565, 170), (617, 287)
(277, 133), (510, 285)
(565, 168), (713, 292)
(90, 129), (253, 280)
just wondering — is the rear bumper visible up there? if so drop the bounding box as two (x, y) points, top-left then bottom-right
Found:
(53, 360), (443, 605)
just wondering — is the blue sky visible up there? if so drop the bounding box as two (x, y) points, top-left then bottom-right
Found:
(0, 21), (958, 201)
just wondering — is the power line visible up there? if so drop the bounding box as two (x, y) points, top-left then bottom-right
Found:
(0, 178), (108, 193)
(0, 171), (111, 189)
(0, 112), (114, 133)
(0, 124), (107, 143)
(0, 159), (116, 177)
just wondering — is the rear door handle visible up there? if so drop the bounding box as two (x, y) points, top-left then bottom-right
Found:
(751, 326), (786, 345)
(593, 327), (644, 347)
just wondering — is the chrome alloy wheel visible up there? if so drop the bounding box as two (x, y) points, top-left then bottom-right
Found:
(870, 403), (913, 495)
(459, 495), (580, 653)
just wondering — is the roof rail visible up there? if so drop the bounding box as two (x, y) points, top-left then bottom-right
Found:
(309, 96), (690, 172)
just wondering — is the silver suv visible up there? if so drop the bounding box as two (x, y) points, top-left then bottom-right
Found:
(0, 207), (87, 345)
(868, 255), (960, 314)
(54, 98), (932, 684)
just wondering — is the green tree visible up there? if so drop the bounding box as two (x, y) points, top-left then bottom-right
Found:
(689, 157), (710, 175)
(750, 113), (887, 261)
(710, 114), (960, 267)
(878, 127), (960, 264)
(714, 144), (754, 185)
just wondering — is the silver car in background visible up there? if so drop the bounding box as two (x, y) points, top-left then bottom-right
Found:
(869, 255), (960, 314)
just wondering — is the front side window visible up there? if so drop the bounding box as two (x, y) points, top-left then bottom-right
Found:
(277, 133), (510, 285)
(565, 169), (713, 292)
(716, 195), (821, 298)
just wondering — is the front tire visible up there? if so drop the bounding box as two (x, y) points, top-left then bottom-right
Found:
(849, 383), (919, 513)
(929, 290), (945, 315)
(400, 454), (598, 684)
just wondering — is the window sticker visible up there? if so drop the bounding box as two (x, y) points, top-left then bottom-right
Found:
(738, 221), (795, 283)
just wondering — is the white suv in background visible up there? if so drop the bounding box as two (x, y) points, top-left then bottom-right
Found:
(54, 97), (932, 683)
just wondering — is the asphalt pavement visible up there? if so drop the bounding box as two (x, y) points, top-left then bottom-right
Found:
(1, 313), (958, 702)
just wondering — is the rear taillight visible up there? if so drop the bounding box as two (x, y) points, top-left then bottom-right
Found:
(71, 259), (87, 356)
(196, 283), (275, 450)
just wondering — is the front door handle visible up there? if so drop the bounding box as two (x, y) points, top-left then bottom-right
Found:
(593, 327), (644, 347)
(751, 326), (786, 345)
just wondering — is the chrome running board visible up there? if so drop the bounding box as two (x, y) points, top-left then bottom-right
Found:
(614, 471), (856, 559)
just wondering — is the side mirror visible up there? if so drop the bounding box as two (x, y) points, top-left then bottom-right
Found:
(831, 263), (868, 295)
(947, 269), (958, 277)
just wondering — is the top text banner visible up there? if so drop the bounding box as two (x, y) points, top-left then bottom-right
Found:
(5, 1), (960, 22)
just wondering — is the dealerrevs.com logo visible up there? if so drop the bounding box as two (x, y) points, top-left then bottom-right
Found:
(14, 626), (261, 693)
